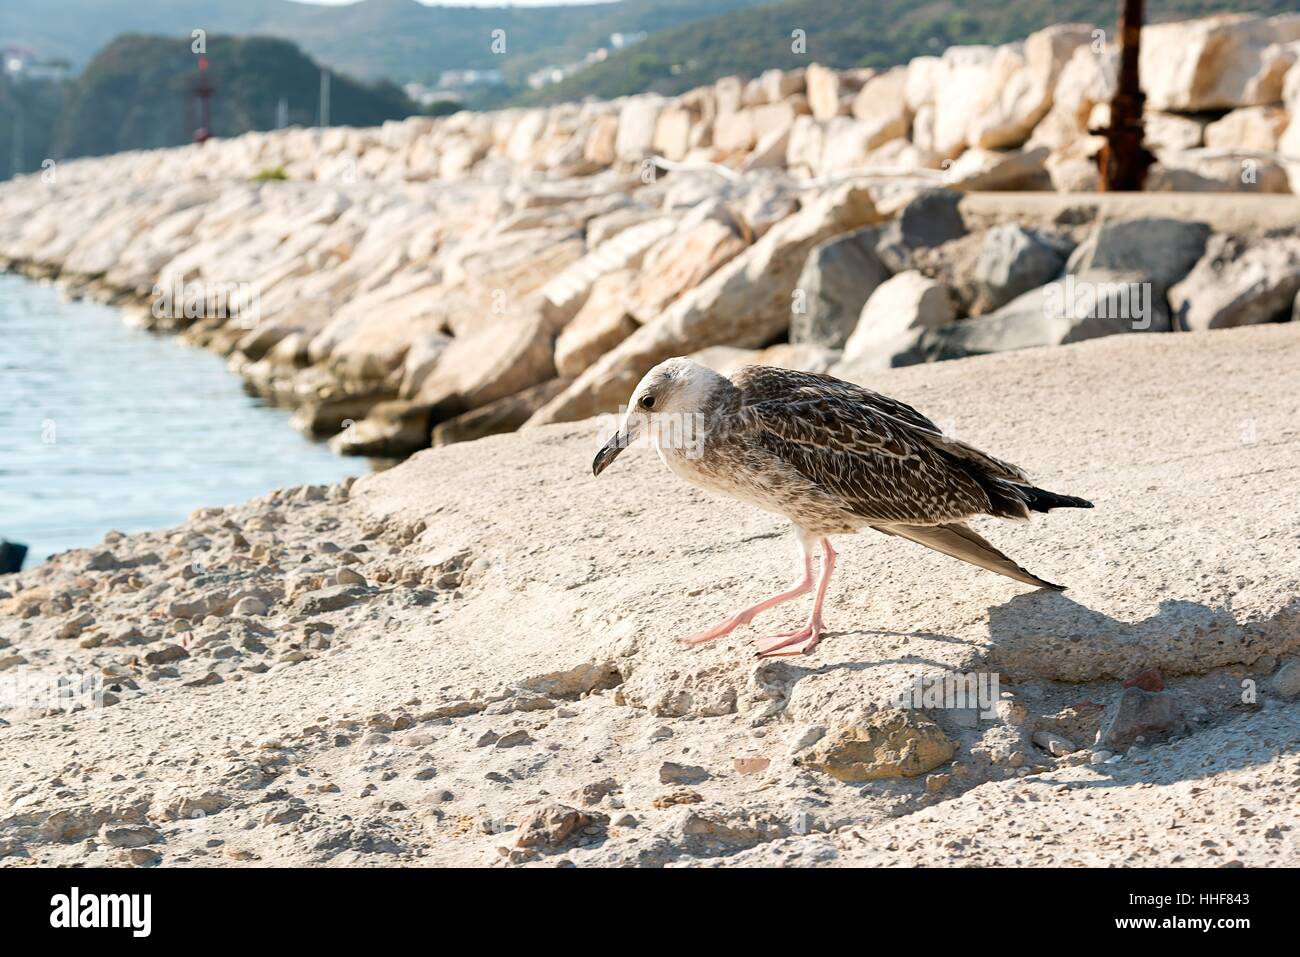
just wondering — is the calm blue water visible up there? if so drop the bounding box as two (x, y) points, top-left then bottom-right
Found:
(0, 273), (366, 564)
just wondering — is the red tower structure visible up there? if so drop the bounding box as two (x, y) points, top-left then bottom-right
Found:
(188, 55), (214, 145)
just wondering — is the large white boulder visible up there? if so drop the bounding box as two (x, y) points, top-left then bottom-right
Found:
(913, 45), (999, 159)
(615, 97), (664, 163)
(1028, 44), (1115, 152)
(1140, 14), (1300, 112)
(805, 64), (843, 121)
(554, 270), (639, 379)
(967, 24), (1094, 150)
(1203, 106), (1290, 152)
(624, 212), (747, 323)
(849, 67), (913, 151)
(1169, 235), (1300, 330)
(652, 107), (693, 162)
(841, 271), (956, 368)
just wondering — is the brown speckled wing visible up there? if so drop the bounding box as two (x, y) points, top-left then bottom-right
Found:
(728, 365), (1020, 526)
(731, 365), (941, 435)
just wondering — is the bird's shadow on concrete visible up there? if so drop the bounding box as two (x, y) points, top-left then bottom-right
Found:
(1022, 706), (1296, 791)
(985, 592), (1297, 788)
(812, 589), (1267, 683)
(764, 654), (950, 678)
(851, 628), (975, 647)
(783, 590), (1298, 788)
(790, 627), (982, 675)
(982, 589), (1259, 677)
(814, 589), (1251, 662)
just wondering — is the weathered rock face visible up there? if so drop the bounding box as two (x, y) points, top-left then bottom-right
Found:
(1145, 111), (1208, 153)
(1096, 688), (1190, 749)
(513, 804), (607, 853)
(875, 189), (968, 273)
(712, 109), (756, 153)
(967, 24), (1095, 150)
(849, 67), (912, 149)
(615, 96), (664, 162)
(896, 269), (1171, 366)
(1169, 235), (1300, 330)
(912, 45), (1000, 159)
(527, 184), (881, 425)
(539, 213), (678, 329)
(1204, 105), (1289, 152)
(416, 309), (557, 423)
(554, 270), (638, 379)
(945, 146), (1052, 191)
(1030, 44), (1115, 151)
(760, 66), (806, 103)
(842, 271), (956, 367)
(623, 213), (748, 323)
(653, 107), (692, 162)
(1148, 154), (1291, 195)
(1066, 217), (1210, 288)
(797, 710), (956, 781)
(1272, 658), (1300, 697)
(1140, 13), (1300, 112)
(399, 332), (453, 398)
(328, 399), (431, 457)
(431, 378), (569, 447)
(805, 63), (844, 122)
(971, 224), (1070, 314)
(790, 227), (891, 348)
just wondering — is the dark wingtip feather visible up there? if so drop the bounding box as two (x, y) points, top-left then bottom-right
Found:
(1017, 486), (1095, 513)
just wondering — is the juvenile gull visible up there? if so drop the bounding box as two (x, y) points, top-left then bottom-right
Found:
(592, 357), (1093, 657)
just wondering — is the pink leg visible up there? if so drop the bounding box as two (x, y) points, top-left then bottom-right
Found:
(681, 552), (814, 646)
(755, 539), (837, 657)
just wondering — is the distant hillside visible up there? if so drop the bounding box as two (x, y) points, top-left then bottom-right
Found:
(49, 35), (416, 160)
(0, 0), (776, 87)
(0, 72), (65, 179)
(519, 0), (1300, 105)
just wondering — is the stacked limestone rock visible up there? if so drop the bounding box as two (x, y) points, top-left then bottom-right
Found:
(0, 13), (1298, 456)
(28, 14), (1300, 194)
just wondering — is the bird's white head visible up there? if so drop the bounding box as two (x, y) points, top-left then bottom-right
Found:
(592, 356), (728, 476)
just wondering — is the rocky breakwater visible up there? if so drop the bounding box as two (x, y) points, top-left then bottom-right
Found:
(0, 325), (1297, 866)
(2, 13), (1300, 459)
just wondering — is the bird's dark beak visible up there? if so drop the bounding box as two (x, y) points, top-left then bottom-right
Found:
(592, 431), (625, 477)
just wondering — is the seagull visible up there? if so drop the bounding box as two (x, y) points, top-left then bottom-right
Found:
(592, 357), (1092, 658)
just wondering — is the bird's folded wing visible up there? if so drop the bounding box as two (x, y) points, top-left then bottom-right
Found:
(733, 365), (1028, 482)
(731, 367), (995, 525)
(733, 365), (941, 434)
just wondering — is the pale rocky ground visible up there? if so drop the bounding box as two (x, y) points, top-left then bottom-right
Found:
(2, 13), (1300, 466)
(2, 325), (1298, 867)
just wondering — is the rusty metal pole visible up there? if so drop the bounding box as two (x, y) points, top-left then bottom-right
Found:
(1099, 0), (1154, 191)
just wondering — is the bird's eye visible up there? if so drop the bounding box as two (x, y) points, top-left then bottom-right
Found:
(639, 394), (655, 409)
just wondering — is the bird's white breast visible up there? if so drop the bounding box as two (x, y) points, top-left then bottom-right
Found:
(657, 436), (796, 513)
(654, 428), (867, 535)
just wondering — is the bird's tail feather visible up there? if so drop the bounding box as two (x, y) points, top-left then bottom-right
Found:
(874, 522), (1064, 591)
